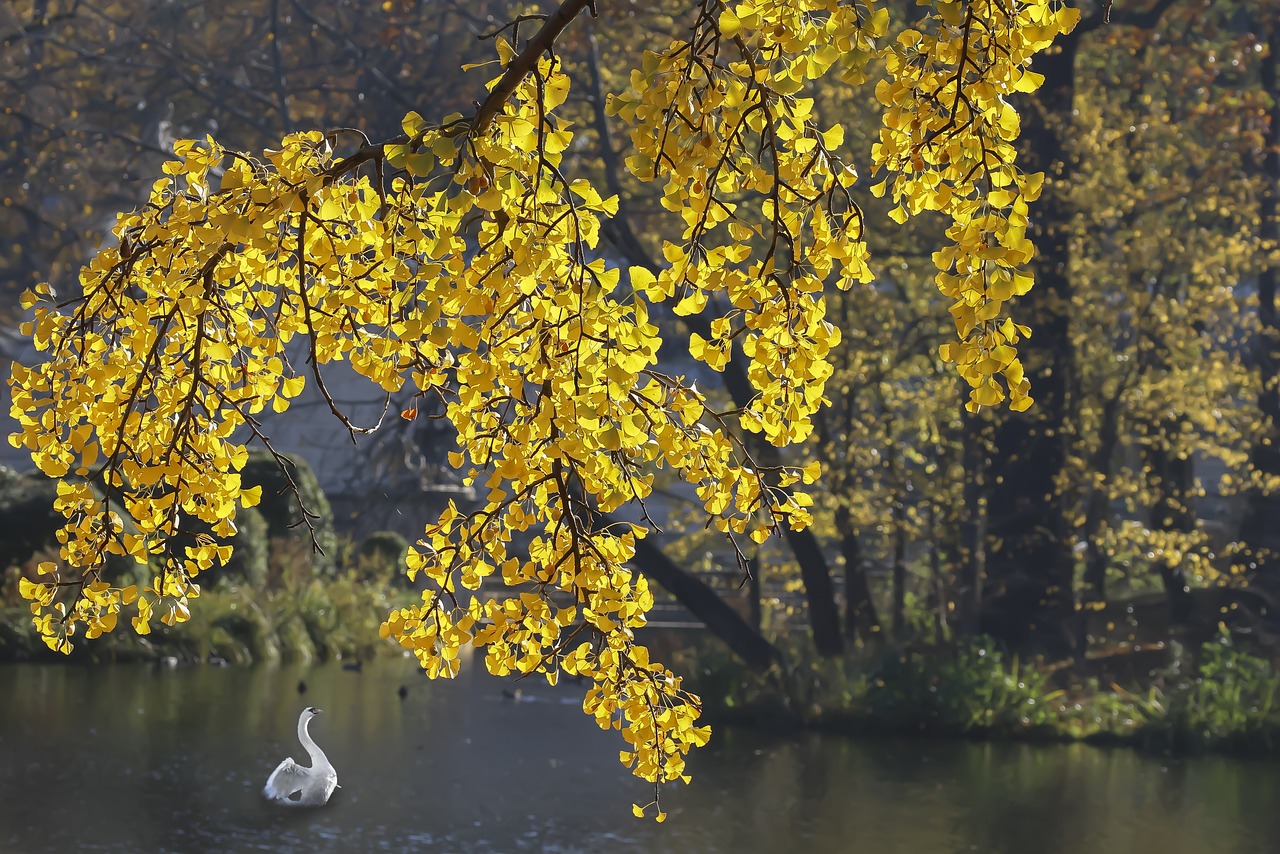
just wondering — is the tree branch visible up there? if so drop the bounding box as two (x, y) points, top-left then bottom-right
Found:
(623, 524), (784, 669)
(1077, 0), (1182, 35)
(471, 0), (595, 136)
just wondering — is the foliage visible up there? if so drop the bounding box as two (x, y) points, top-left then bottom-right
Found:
(0, 573), (407, 665)
(1147, 629), (1280, 751)
(8, 0), (1076, 798)
(218, 506), (270, 590)
(681, 630), (1280, 754)
(859, 639), (1063, 733)
(1062, 8), (1269, 598)
(679, 634), (1063, 734)
(0, 0), (506, 318)
(356, 530), (412, 586)
(240, 450), (337, 579)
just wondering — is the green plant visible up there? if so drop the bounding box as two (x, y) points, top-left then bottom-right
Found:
(859, 638), (1064, 735)
(354, 530), (411, 586)
(1150, 628), (1280, 751)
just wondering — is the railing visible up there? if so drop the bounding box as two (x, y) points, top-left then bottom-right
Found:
(475, 563), (815, 630)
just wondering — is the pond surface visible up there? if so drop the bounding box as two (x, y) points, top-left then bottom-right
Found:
(1, 656), (1278, 853)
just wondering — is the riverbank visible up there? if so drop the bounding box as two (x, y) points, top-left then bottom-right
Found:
(0, 575), (412, 665)
(672, 631), (1280, 758)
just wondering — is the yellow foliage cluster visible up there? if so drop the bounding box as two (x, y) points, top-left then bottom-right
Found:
(874, 0), (1078, 411)
(8, 0), (1072, 798)
(610, 0), (883, 446)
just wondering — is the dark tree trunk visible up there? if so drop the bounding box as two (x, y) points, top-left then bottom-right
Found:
(745, 548), (763, 631)
(1077, 392), (1124, 659)
(979, 27), (1082, 659)
(628, 530), (783, 670)
(1146, 426), (1197, 630)
(688, 316), (845, 656)
(928, 502), (948, 645)
(889, 441), (908, 640)
(1242, 23), (1280, 595)
(779, 523), (845, 656)
(1077, 487), (1110, 659)
(836, 504), (881, 642)
(892, 503), (907, 640)
(958, 404), (988, 637)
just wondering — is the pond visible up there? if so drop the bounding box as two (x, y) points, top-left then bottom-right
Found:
(1, 655), (1278, 853)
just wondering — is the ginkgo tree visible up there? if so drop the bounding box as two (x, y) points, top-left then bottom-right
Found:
(8, 0), (1077, 811)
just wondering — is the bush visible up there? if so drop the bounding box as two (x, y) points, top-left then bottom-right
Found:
(0, 467), (59, 572)
(355, 530), (411, 586)
(860, 638), (1063, 735)
(240, 450), (337, 579)
(675, 635), (1064, 737)
(1144, 628), (1280, 751)
(221, 505), (270, 589)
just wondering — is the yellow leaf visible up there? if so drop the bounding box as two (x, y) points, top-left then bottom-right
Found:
(1013, 71), (1045, 93)
(402, 111), (427, 138)
(280, 375), (306, 398)
(718, 8), (741, 37)
(972, 380), (1004, 407)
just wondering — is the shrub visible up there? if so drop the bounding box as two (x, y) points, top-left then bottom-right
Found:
(355, 530), (411, 586)
(860, 638), (1063, 735)
(221, 505), (270, 590)
(1146, 628), (1280, 751)
(240, 450), (337, 579)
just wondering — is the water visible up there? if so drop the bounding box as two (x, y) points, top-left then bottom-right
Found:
(1, 656), (1278, 853)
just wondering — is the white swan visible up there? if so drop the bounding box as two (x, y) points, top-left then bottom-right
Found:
(263, 706), (339, 806)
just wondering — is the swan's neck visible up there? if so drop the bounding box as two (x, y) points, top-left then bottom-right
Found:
(298, 716), (331, 771)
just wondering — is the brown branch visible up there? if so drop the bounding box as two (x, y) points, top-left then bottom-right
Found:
(1078, 0), (1182, 34)
(471, 0), (596, 136)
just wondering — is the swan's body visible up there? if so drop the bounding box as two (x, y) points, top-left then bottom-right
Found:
(263, 707), (338, 807)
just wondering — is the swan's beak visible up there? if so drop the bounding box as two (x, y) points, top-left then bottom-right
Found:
(315, 708), (324, 714)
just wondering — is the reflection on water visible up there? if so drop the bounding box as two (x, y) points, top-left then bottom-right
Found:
(1, 656), (1279, 852)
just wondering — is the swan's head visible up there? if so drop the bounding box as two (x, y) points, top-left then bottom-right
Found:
(303, 706), (323, 718)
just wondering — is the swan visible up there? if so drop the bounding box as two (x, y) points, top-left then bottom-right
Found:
(263, 707), (338, 806)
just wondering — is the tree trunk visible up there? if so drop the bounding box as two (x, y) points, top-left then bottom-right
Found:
(1146, 425), (1197, 631)
(1242, 22), (1280, 595)
(892, 505), (907, 641)
(889, 441), (908, 640)
(746, 548), (763, 632)
(779, 523), (845, 656)
(836, 504), (881, 642)
(1078, 488), (1110, 660)
(628, 530), (783, 670)
(958, 403), (988, 637)
(1077, 392), (1124, 660)
(979, 27), (1082, 659)
(928, 502), (948, 645)
(692, 315), (844, 656)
